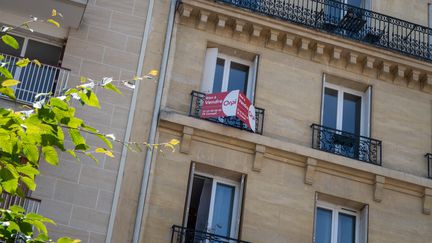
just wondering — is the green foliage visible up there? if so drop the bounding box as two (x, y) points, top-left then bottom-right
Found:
(1, 34), (19, 50)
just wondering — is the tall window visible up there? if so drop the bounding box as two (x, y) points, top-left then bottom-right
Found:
(183, 164), (245, 241)
(201, 47), (258, 101)
(314, 201), (368, 243)
(320, 79), (372, 159)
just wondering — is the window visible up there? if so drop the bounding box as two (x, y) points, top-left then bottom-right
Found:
(184, 163), (244, 240)
(201, 47), (258, 101)
(314, 200), (368, 243)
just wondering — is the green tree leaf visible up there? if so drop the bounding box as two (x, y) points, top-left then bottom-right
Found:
(15, 58), (30, 68)
(0, 66), (13, 79)
(2, 178), (18, 193)
(103, 83), (122, 94)
(16, 164), (40, 179)
(0, 86), (15, 99)
(42, 146), (59, 165)
(1, 79), (19, 87)
(23, 143), (39, 163)
(21, 177), (36, 191)
(1, 34), (19, 50)
(57, 237), (81, 243)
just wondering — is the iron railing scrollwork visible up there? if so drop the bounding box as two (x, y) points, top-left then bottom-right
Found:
(311, 124), (382, 165)
(425, 153), (432, 179)
(189, 90), (265, 135)
(215, 0), (432, 62)
(171, 225), (251, 243)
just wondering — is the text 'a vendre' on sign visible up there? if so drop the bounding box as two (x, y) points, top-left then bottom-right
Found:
(200, 90), (256, 132)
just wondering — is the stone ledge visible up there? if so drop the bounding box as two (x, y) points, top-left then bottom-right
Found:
(159, 109), (432, 191)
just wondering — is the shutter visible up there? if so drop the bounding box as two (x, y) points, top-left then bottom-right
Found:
(235, 174), (245, 238)
(182, 162), (195, 227)
(359, 205), (369, 243)
(248, 55), (259, 102)
(201, 48), (218, 93)
(361, 86), (372, 137)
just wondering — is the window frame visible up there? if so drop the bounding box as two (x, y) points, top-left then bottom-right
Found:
(201, 47), (258, 102)
(315, 201), (361, 243)
(190, 171), (241, 239)
(321, 82), (364, 133)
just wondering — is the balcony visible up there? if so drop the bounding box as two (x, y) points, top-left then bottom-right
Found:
(311, 124), (382, 165)
(189, 91), (265, 135)
(171, 225), (251, 243)
(1, 52), (70, 104)
(216, 0), (432, 62)
(426, 154), (432, 179)
(0, 193), (41, 213)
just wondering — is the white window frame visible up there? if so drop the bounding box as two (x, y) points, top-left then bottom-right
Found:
(201, 47), (258, 102)
(315, 201), (361, 243)
(193, 171), (241, 239)
(321, 79), (371, 137)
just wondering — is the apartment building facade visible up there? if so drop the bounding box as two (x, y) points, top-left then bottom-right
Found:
(1, 0), (432, 243)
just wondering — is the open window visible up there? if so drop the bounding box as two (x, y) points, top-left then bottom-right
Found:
(314, 194), (368, 243)
(183, 163), (245, 241)
(201, 46), (259, 102)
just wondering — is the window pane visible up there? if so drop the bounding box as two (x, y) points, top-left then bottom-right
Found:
(316, 208), (333, 243)
(227, 62), (249, 94)
(338, 213), (356, 243)
(346, 0), (363, 7)
(212, 58), (225, 93)
(211, 183), (235, 237)
(0, 34), (24, 56)
(25, 40), (62, 66)
(342, 93), (361, 135)
(187, 176), (213, 232)
(323, 88), (338, 129)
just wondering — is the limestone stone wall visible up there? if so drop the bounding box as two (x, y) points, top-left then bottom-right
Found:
(140, 127), (432, 243)
(28, 0), (150, 242)
(166, 23), (432, 179)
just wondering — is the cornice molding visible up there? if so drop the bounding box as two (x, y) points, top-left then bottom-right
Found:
(179, 0), (432, 95)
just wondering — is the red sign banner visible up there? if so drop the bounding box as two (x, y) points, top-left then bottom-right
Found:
(200, 90), (256, 132)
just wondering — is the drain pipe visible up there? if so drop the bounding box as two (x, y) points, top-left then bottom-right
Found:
(132, 0), (177, 243)
(104, 0), (155, 242)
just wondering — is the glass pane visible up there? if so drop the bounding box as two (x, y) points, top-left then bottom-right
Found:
(347, 0), (363, 7)
(342, 93), (361, 135)
(25, 40), (62, 66)
(323, 88), (338, 129)
(0, 34), (24, 56)
(338, 213), (356, 243)
(212, 58), (225, 93)
(211, 183), (235, 237)
(316, 208), (333, 243)
(227, 62), (249, 94)
(187, 176), (213, 232)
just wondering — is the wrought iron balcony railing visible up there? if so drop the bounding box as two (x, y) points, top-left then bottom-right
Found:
(171, 225), (251, 243)
(311, 124), (382, 165)
(0, 193), (41, 213)
(216, 0), (432, 62)
(189, 90), (265, 135)
(0, 52), (70, 104)
(425, 153), (432, 179)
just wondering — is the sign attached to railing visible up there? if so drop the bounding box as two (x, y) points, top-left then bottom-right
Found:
(200, 90), (256, 132)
